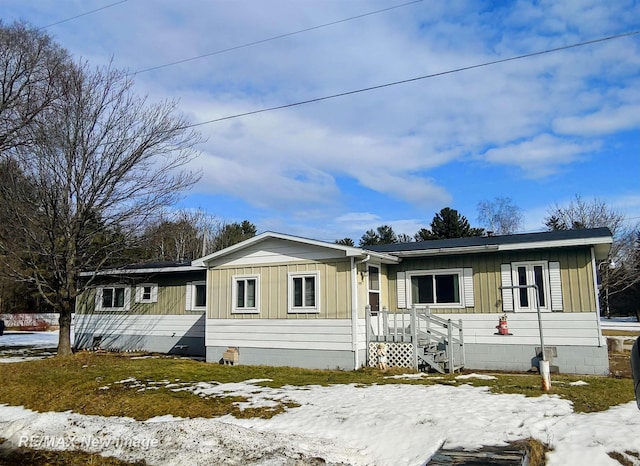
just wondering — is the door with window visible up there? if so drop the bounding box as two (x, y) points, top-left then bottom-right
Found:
(512, 262), (549, 311)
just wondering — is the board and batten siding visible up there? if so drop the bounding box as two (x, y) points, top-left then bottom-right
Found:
(208, 259), (353, 320)
(386, 248), (596, 314)
(205, 319), (353, 351)
(75, 283), (203, 316)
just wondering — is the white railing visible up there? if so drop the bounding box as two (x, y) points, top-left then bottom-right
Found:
(366, 305), (464, 372)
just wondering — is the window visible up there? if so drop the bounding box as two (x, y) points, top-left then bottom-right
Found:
(501, 261), (563, 312)
(135, 283), (158, 303)
(401, 268), (473, 309)
(96, 286), (130, 311)
(511, 262), (551, 311)
(232, 275), (259, 314)
(410, 273), (459, 305)
(368, 265), (380, 314)
(288, 271), (319, 313)
(186, 281), (206, 311)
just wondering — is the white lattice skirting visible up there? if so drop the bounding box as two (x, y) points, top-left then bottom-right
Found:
(369, 342), (414, 368)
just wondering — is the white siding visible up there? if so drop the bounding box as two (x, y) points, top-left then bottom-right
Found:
(356, 318), (367, 351)
(212, 238), (346, 266)
(206, 319), (354, 351)
(74, 314), (205, 338)
(434, 311), (602, 346)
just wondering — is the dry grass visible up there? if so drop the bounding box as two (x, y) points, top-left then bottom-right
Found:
(607, 450), (640, 466)
(0, 351), (635, 420)
(602, 330), (640, 337)
(515, 438), (549, 466)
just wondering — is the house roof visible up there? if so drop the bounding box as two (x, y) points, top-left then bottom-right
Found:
(79, 261), (205, 277)
(364, 227), (613, 259)
(191, 231), (401, 267)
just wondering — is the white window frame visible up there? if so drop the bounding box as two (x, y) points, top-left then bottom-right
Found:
(186, 281), (207, 311)
(95, 286), (131, 312)
(288, 271), (320, 313)
(406, 268), (466, 309)
(368, 265), (381, 314)
(135, 283), (158, 304)
(232, 274), (260, 314)
(511, 261), (552, 312)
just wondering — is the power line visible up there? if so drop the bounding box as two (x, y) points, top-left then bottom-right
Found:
(179, 29), (640, 130)
(38, 0), (128, 30)
(130, 0), (424, 75)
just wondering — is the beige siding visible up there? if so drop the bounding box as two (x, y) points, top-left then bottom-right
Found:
(209, 259), (353, 319)
(387, 247), (596, 314)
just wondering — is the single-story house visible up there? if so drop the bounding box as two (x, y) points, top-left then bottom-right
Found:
(75, 261), (207, 356)
(75, 227), (613, 375)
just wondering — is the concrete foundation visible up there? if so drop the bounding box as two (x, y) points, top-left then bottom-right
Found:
(206, 346), (358, 370)
(75, 332), (205, 357)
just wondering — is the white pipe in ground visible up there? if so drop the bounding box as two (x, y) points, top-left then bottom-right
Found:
(540, 360), (551, 391)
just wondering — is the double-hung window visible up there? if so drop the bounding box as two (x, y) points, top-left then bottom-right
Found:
(135, 283), (158, 303)
(288, 271), (319, 313)
(186, 281), (207, 311)
(96, 286), (130, 311)
(232, 275), (259, 314)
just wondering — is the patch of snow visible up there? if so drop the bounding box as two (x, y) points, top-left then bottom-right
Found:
(456, 373), (497, 381)
(383, 373), (428, 380)
(1, 379), (639, 465)
(569, 381), (589, 386)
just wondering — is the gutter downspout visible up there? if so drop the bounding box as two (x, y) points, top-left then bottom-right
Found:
(591, 247), (604, 347)
(350, 257), (359, 369)
(351, 254), (370, 369)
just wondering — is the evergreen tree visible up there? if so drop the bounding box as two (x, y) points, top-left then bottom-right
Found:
(416, 207), (484, 240)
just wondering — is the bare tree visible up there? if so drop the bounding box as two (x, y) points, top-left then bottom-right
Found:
(544, 195), (626, 235)
(477, 197), (523, 235)
(544, 195), (639, 317)
(0, 61), (201, 355)
(142, 209), (222, 261)
(0, 21), (70, 153)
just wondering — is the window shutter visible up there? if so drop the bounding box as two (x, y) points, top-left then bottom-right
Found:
(463, 268), (474, 307)
(124, 288), (131, 311)
(185, 282), (193, 311)
(135, 286), (143, 303)
(549, 261), (563, 311)
(396, 272), (406, 309)
(151, 285), (158, 303)
(95, 288), (103, 311)
(501, 264), (514, 312)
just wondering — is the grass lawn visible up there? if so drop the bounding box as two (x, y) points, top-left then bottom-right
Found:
(0, 351), (635, 420)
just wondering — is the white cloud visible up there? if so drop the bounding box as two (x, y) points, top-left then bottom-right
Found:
(481, 134), (597, 178)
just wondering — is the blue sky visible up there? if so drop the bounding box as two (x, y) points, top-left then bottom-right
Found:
(4, 0), (640, 242)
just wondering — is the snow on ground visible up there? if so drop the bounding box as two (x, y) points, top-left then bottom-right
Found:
(0, 330), (59, 363)
(600, 316), (640, 332)
(1, 379), (640, 465)
(1, 331), (640, 465)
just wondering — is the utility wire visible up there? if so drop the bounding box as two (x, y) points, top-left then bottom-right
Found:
(179, 29), (640, 130)
(130, 0), (424, 75)
(38, 0), (128, 30)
